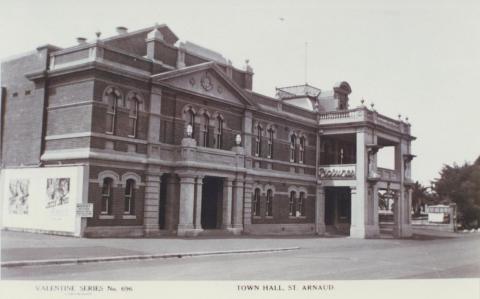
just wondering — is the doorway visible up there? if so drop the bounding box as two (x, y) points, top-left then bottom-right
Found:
(201, 177), (223, 229)
(325, 187), (351, 235)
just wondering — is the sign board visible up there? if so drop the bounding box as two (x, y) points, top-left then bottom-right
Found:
(319, 165), (356, 178)
(76, 203), (93, 218)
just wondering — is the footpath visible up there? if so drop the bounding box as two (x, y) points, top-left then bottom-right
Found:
(0, 228), (465, 268)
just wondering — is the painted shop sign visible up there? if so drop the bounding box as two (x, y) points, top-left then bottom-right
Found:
(76, 203), (93, 218)
(318, 165), (356, 178)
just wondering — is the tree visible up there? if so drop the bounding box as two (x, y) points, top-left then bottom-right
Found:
(411, 181), (432, 215)
(433, 156), (480, 228)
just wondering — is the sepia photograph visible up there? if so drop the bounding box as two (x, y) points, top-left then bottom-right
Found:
(0, 0), (479, 298)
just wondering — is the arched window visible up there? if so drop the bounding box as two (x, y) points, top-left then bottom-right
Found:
(128, 94), (139, 137)
(298, 192), (305, 217)
(216, 116), (223, 149)
(186, 107), (195, 137)
(289, 191), (296, 216)
(290, 134), (297, 162)
(299, 136), (306, 164)
(252, 188), (261, 217)
(255, 124), (262, 157)
(267, 127), (274, 159)
(124, 179), (135, 215)
(105, 88), (121, 134)
(101, 178), (113, 215)
(200, 113), (210, 147)
(266, 189), (273, 217)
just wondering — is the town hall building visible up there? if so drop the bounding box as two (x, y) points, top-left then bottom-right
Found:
(0, 24), (416, 238)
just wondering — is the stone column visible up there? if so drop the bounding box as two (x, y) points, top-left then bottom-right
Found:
(164, 174), (178, 232)
(231, 179), (244, 235)
(222, 178), (233, 229)
(393, 139), (412, 238)
(406, 187), (412, 225)
(194, 176), (204, 230)
(243, 178), (254, 226)
(177, 174), (200, 237)
(242, 110), (253, 156)
(372, 184), (380, 227)
(366, 184), (380, 237)
(315, 185), (326, 235)
(350, 128), (368, 238)
(148, 86), (162, 144)
(143, 174), (162, 236)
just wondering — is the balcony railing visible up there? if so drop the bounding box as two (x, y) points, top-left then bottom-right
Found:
(318, 107), (410, 134)
(318, 164), (356, 179)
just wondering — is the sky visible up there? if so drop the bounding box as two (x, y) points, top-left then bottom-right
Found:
(1, 0), (479, 185)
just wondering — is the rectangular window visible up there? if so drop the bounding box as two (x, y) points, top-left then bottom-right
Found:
(290, 135), (296, 162)
(299, 137), (305, 164)
(128, 99), (139, 138)
(124, 180), (135, 215)
(253, 188), (261, 217)
(255, 125), (261, 157)
(216, 118), (223, 149)
(289, 191), (296, 216)
(298, 192), (305, 217)
(267, 128), (274, 159)
(202, 123), (209, 147)
(106, 94), (118, 134)
(101, 178), (113, 215)
(266, 189), (273, 217)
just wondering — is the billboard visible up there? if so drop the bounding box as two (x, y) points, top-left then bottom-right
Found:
(1, 166), (86, 236)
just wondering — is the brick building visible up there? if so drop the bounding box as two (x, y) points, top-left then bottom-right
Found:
(0, 24), (416, 238)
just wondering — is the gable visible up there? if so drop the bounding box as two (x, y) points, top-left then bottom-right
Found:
(154, 66), (254, 108)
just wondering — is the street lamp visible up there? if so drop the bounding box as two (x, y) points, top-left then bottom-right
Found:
(186, 124), (193, 138)
(235, 134), (242, 146)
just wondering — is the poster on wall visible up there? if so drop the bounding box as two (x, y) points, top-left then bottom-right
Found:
(8, 178), (30, 215)
(1, 166), (85, 236)
(46, 178), (70, 209)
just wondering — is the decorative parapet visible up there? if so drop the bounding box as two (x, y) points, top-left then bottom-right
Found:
(48, 43), (153, 74)
(178, 138), (244, 168)
(318, 107), (411, 135)
(377, 167), (401, 182)
(318, 164), (356, 179)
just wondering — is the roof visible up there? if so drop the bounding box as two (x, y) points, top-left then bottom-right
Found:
(101, 24), (179, 45)
(276, 84), (322, 99)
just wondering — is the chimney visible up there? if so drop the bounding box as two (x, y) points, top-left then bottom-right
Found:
(146, 26), (165, 60)
(226, 60), (233, 78)
(76, 37), (87, 45)
(116, 26), (128, 35)
(244, 59), (254, 90)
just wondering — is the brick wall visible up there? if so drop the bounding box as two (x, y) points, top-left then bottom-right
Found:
(1, 50), (49, 166)
(87, 165), (146, 227)
(250, 181), (315, 224)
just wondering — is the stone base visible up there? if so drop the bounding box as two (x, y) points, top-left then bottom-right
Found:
(181, 137), (196, 147)
(227, 227), (243, 235)
(393, 224), (413, 238)
(84, 226), (144, 238)
(315, 223), (326, 235)
(143, 227), (161, 237)
(143, 225), (160, 237)
(349, 224), (380, 239)
(177, 228), (203, 237)
(243, 223), (316, 235)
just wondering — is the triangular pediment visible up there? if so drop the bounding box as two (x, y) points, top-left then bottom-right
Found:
(152, 63), (255, 108)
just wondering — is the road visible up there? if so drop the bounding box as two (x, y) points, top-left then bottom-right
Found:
(2, 234), (479, 280)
